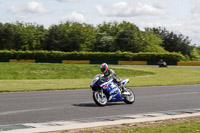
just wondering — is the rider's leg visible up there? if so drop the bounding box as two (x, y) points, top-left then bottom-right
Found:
(114, 78), (129, 95)
(117, 82), (129, 95)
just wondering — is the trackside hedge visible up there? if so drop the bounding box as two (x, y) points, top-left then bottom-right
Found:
(0, 50), (185, 61)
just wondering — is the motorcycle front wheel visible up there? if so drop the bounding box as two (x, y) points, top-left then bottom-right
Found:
(124, 87), (135, 104)
(93, 90), (107, 106)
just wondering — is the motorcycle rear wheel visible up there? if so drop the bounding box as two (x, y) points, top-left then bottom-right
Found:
(124, 87), (135, 104)
(93, 90), (107, 106)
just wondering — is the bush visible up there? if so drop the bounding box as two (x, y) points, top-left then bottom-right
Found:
(0, 50), (185, 61)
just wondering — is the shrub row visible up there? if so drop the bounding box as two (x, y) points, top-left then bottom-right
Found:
(0, 50), (185, 61)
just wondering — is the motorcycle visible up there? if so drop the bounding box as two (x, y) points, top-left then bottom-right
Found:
(90, 74), (135, 106)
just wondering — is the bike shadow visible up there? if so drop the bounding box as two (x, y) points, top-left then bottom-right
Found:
(72, 102), (125, 107)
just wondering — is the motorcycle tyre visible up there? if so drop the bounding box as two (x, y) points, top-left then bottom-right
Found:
(124, 88), (135, 104)
(93, 91), (107, 106)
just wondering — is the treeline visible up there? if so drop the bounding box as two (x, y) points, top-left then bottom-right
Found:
(0, 21), (200, 60)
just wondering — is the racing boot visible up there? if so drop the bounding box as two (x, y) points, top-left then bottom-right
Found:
(120, 85), (130, 95)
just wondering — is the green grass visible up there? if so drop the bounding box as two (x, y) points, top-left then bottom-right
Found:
(92, 120), (200, 133)
(0, 63), (153, 79)
(0, 63), (200, 92)
(115, 66), (200, 87)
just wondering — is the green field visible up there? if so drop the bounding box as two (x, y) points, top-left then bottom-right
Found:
(0, 63), (154, 79)
(0, 63), (200, 92)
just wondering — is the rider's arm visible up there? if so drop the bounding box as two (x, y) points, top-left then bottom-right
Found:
(110, 69), (120, 82)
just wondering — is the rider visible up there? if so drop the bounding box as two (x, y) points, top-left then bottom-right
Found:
(100, 63), (129, 95)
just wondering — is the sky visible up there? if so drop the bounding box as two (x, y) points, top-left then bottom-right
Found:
(0, 0), (200, 46)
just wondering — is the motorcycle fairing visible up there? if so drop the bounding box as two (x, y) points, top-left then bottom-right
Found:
(99, 79), (124, 102)
(91, 74), (129, 102)
(121, 79), (129, 85)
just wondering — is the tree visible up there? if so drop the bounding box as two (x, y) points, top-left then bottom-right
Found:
(95, 32), (114, 52)
(115, 27), (140, 52)
(0, 23), (18, 50)
(139, 29), (166, 52)
(115, 22), (144, 52)
(44, 24), (63, 51)
(149, 27), (193, 56)
(97, 21), (119, 36)
(190, 47), (200, 60)
(78, 23), (97, 51)
(16, 22), (46, 50)
(0, 21), (195, 55)
(111, 21), (165, 53)
(95, 22), (120, 52)
(45, 22), (96, 52)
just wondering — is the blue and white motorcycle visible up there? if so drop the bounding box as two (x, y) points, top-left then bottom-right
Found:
(90, 74), (135, 106)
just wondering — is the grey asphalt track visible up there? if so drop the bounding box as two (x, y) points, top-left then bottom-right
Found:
(0, 84), (200, 125)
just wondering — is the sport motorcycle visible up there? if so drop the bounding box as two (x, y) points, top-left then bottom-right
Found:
(90, 74), (135, 106)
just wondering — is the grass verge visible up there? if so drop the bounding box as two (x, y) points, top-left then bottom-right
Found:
(0, 63), (200, 92)
(56, 116), (200, 133)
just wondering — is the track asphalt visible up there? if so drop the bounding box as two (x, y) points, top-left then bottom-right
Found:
(0, 84), (200, 132)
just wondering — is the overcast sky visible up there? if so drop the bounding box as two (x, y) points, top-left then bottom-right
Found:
(0, 0), (200, 46)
